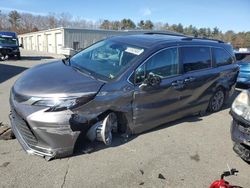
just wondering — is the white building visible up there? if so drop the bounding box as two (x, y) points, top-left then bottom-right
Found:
(18, 27), (145, 54)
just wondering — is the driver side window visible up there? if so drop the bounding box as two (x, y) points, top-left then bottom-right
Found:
(135, 47), (179, 83)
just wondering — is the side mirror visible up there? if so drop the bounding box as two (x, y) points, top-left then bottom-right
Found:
(19, 44), (23, 48)
(139, 73), (161, 89)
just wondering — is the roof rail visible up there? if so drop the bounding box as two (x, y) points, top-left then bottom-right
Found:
(144, 31), (185, 37)
(181, 37), (224, 43)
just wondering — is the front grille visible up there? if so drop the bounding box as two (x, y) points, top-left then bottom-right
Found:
(11, 110), (38, 146)
(0, 48), (12, 54)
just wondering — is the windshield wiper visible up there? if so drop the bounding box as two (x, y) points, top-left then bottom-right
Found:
(71, 64), (100, 81)
(71, 64), (91, 75)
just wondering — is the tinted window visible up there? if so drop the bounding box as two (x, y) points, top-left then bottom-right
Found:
(182, 47), (211, 72)
(135, 48), (178, 83)
(213, 48), (233, 66)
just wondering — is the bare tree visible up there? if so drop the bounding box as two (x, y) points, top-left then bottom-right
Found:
(19, 13), (35, 33)
(8, 10), (21, 32)
(47, 13), (58, 29)
(58, 12), (72, 27)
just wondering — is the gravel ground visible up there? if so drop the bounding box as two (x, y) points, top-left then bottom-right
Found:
(0, 50), (249, 188)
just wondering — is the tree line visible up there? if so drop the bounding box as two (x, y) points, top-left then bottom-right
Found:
(100, 20), (250, 49)
(0, 10), (249, 49)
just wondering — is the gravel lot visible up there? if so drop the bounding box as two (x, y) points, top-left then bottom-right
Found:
(0, 50), (249, 188)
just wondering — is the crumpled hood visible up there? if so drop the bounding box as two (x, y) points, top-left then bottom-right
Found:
(13, 61), (105, 97)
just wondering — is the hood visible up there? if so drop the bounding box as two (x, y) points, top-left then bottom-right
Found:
(13, 61), (105, 97)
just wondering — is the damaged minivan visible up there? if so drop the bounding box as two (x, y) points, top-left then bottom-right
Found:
(9, 33), (239, 159)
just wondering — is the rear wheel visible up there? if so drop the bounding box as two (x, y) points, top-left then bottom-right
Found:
(208, 89), (225, 112)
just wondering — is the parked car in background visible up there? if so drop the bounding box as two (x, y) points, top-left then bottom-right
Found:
(0, 31), (22, 60)
(9, 33), (239, 160)
(231, 90), (250, 162)
(235, 51), (250, 90)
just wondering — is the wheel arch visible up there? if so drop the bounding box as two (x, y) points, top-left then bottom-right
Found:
(96, 110), (132, 134)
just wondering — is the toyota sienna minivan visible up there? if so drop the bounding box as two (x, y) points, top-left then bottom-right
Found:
(9, 33), (239, 160)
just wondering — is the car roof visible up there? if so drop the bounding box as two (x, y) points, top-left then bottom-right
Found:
(110, 33), (226, 49)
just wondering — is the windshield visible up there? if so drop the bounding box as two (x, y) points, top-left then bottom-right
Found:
(0, 36), (18, 45)
(70, 40), (145, 80)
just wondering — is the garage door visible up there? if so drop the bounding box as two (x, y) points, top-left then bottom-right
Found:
(47, 34), (53, 53)
(24, 37), (27, 49)
(27, 37), (31, 50)
(55, 33), (63, 54)
(31, 36), (35, 50)
(37, 35), (43, 51)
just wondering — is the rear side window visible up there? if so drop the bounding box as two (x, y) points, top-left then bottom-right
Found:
(135, 47), (178, 83)
(181, 47), (211, 73)
(213, 48), (233, 66)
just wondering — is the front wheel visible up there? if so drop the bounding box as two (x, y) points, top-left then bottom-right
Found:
(96, 112), (118, 145)
(16, 53), (21, 60)
(208, 89), (225, 112)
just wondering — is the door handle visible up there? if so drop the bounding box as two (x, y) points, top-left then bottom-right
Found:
(171, 82), (178, 86)
(171, 80), (184, 87)
(184, 77), (195, 83)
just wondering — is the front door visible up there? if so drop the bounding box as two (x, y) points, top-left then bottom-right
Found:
(132, 47), (189, 133)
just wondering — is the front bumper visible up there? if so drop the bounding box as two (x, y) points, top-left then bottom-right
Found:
(230, 111), (250, 162)
(9, 107), (82, 159)
(9, 89), (86, 159)
(10, 110), (55, 158)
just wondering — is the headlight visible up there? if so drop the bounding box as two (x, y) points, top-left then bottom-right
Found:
(32, 95), (95, 112)
(231, 91), (250, 120)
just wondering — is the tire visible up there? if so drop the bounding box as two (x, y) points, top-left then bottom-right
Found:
(208, 89), (225, 112)
(16, 53), (21, 60)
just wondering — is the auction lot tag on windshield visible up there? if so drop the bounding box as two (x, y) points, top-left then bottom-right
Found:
(125, 47), (144, 55)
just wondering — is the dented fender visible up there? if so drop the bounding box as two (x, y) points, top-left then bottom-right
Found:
(71, 80), (135, 134)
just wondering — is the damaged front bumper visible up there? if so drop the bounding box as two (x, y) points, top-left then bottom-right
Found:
(230, 111), (250, 162)
(9, 108), (82, 159)
(9, 97), (115, 160)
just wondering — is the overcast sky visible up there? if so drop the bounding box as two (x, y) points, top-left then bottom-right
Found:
(0, 0), (249, 32)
